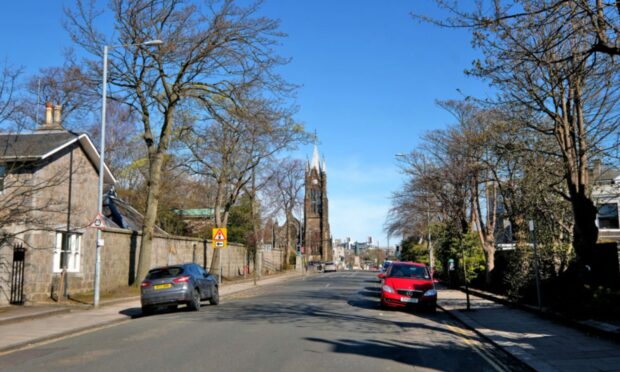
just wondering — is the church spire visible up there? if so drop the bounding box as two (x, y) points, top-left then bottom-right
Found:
(311, 144), (320, 171)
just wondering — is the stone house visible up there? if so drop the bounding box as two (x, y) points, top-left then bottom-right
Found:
(0, 103), (114, 305)
(591, 161), (620, 243)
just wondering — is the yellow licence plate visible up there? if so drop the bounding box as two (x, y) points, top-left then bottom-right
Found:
(154, 283), (172, 290)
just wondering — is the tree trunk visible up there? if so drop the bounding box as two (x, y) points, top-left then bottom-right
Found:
(484, 244), (495, 284)
(135, 151), (165, 283)
(571, 191), (598, 261)
(283, 209), (293, 270)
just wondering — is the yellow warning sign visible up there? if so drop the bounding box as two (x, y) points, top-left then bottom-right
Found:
(212, 228), (227, 248)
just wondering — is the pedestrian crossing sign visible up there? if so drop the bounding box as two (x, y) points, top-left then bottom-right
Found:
(212, 228), (227, 248)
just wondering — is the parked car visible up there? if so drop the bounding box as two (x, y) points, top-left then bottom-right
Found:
(140, 263), (219, 314)
(323, 261), (337, 272)
(307, 260), (323, 272)
(377, 262), (436, 312)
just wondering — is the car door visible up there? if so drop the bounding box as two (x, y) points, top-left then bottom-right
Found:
(196, 265), (212, 298)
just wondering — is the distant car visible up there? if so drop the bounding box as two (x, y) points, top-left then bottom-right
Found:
(380, 260), (393, 273)
(140, 263), (219, 314)
(323, 261), (337, 272)
(377, 262), (436, 312)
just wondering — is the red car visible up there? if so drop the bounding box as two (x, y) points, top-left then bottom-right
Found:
(377, 262), (437, 312)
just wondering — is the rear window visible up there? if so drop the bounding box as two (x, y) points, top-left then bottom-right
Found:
(146, 267), (184, 280)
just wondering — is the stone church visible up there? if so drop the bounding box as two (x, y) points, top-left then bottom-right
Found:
(304, 145), (332, 261)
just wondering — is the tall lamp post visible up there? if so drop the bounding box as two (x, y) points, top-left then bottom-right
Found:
(94, 39), (163, 308)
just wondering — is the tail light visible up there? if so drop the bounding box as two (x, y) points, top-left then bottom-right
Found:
(140, 281), (151, 288)
(173, 275), (191, 283)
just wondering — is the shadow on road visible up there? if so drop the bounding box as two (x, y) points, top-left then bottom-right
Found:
(304, 337), (496, 371)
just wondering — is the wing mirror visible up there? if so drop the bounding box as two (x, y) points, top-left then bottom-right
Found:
(377, 273), (385, 279)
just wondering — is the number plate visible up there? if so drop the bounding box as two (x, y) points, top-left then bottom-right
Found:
(400, 297), (418, 303)
(154, 283), (172, 290)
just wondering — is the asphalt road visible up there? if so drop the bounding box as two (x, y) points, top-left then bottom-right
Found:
(0, 271), (526, 371)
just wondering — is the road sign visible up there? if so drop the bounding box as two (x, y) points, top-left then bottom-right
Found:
(89, 212), (106, 230)
(212, 228), (227, 248)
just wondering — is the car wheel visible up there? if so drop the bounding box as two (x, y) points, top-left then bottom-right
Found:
(426, 303), (437, 313)
(188, 288), (201, 311)
(141, 305), (154, 316)
(379, 299), (388, 310)
(209, 285), (220, 305)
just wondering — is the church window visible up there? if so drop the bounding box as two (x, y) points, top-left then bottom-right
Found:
(311, 188), (321, 214)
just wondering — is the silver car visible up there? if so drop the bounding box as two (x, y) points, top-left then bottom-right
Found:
(323, 261), (337, 272)
(140, 263), (219, 314)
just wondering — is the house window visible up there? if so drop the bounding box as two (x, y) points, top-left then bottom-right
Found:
(53, 232), (82, 273)
(597, 203), (619, 229)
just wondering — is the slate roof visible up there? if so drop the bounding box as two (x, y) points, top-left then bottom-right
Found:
(104, 192), (168, 235)
(0, 130), (115, 184)
(0, 131), (80, 160)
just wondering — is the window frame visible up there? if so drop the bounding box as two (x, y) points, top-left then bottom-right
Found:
(597, 202), (620, 230)
(52, 231), (82, 273)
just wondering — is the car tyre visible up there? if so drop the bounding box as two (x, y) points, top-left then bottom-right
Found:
(426, 303), (437, 313)
(209, 286), (220, 305)
(141, 305), (154, 316)
(188, 288), (201, 311)
(379, 299), (388, 310)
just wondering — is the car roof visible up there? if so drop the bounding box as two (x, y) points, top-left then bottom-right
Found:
(148, 263), (197, 271)
(391, 261), (426, 267)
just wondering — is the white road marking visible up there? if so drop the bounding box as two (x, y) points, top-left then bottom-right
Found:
(325, 283), (330, 288)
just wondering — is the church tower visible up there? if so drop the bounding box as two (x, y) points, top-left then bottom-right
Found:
(304, 145), (332, 261)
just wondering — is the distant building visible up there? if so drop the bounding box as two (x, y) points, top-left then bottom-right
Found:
(173, 208), (214, 235)
(304, 145), (331, 261)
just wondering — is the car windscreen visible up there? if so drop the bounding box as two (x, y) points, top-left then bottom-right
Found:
(388, 265), (429, 279)
(146, 267), (184, 280)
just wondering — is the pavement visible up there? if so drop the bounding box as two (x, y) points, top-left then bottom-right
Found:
(0, 270), (304, 354)
(438, 289), (620, 371)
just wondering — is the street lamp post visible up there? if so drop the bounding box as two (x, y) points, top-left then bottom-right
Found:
(94, 39), (163, 308)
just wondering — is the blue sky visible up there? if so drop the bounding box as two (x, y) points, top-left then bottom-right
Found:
(1, 1), (492, 247)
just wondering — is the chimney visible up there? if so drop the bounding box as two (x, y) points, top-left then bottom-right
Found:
(44, 102), (53, 126)
(38, 102), (64, 131)
(53, 104), (62, 126)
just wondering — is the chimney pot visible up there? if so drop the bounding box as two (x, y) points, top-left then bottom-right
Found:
(53, 104), (62, 125)
(44, 102), (53, 126)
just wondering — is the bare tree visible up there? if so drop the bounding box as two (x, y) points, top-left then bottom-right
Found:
(180, 94), (309, 275)
(65, 0), (294, 281)
(0, 61), (22, 130)
(419, 0), (620, 262)
(21, 62), (94, 131)
(266, 158), (305, 269)
(416, 1), (620, 59)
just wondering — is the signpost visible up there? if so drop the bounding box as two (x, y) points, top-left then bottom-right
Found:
(212, 228), (227, 285)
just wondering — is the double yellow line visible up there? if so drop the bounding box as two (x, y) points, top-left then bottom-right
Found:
(445, 322), (509, 372)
